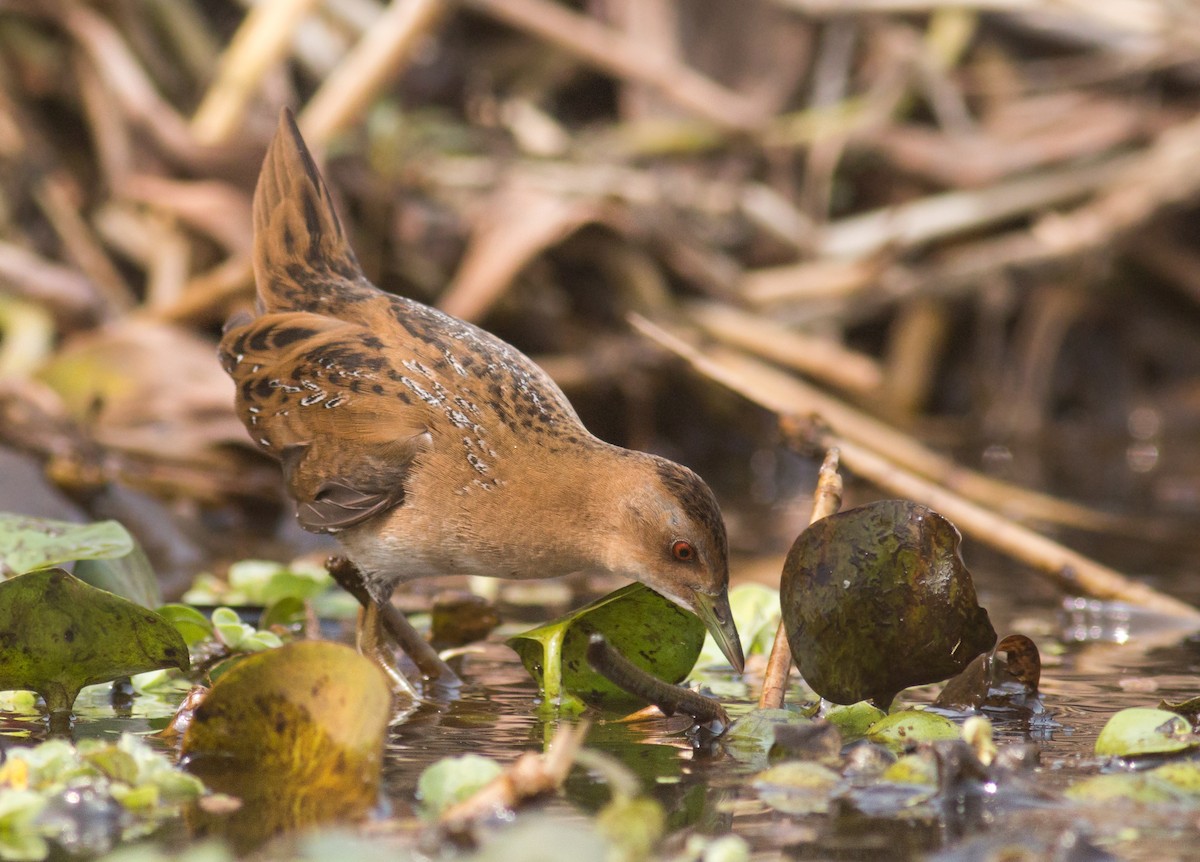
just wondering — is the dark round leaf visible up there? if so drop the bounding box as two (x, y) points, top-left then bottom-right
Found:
(781, 500), (996, 707)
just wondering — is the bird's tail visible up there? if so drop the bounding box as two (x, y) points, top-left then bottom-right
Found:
(251, 108), (365, 313)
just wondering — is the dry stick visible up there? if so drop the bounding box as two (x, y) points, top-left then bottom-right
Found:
(638, 314), (1133, 536)
(439, 719), (589, 832)
(759, 449), (843, 710)
(628, 315), (1200, 621)
(191, 0), (322, 145)
(299, 0), (449, 148)
(460, 0), (765, 133)
(687, 301), (883, 397)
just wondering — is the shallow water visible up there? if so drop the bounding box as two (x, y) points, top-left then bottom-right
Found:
(4, 549), (1200, 859)
(373, 561), (1200, 859)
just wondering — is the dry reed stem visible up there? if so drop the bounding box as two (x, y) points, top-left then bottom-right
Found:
(461, 0), (765, 132)
(687, 301), (883, 397)
(439, 720), (589, 831)
(191, 0), (322, 145)
(628, 314), (1200, 621)
(759, 448), (843, 710)
(631, 315), (1133, 535)
(299, 0), (449, 147)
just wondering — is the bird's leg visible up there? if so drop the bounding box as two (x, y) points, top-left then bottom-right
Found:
(327, 557), (462, 689)
(358, 600), (420, 698)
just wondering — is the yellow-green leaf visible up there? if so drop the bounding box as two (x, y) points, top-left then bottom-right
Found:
(0, 569), (188, 715)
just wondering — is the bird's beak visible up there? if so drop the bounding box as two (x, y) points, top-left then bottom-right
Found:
(689, 587), (745, 673)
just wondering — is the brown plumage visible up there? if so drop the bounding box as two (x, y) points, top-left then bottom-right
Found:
(219, 110), (744, 671)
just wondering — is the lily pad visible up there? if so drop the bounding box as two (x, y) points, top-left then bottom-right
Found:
(0, 514), (161, 608)
(780, 500), (997, 708)
(507, 583), (704, 709)
(182, 640), (391, 851)
(825, 702), (888, 741)
(1094, 707), (1199, 757)
(0, 568), (189, 715)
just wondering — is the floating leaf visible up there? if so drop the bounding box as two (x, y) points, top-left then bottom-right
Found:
(753, 761), (841, 815)
(935, 634), (1042, 710)
(722, 709), (814, 766)
(0, 569), (188, 715)
(825, 702), (887, 742)
(1148, 760), (1200, 795)
(780, 500), (997, 708)
(596, 795), (666, 860)
(867, 710), (961, 750)
(1094, 708), (1199, 757)
(210, 607), (282, 652)
(881, 752), (938, 786)
(507, 583), (704, 709)
(1064, 773), (1188, 804)
(182, 640), (390, 852)
(417, 754), (505, 817)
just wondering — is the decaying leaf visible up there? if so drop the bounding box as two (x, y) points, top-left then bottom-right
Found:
(936, 634), (1042, 710)
(182, 640), (390, 851)
(781, 500), (997, 708)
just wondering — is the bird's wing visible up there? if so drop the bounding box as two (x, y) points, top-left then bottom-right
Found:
(220, 310), (431, 532)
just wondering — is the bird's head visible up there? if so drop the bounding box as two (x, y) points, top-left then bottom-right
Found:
(608, 455), (745, 673)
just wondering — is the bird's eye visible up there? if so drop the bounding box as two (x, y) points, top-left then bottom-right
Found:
(672, 540), (696, 562)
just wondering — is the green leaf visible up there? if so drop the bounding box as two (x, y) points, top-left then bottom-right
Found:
(867, 710), (961, 750)
(780, 500), (996, 708)
(73, 543), (161, 609)
(507, 583), (705, 708)
(0, 515), (132, 575)
(416, 754), (504, 817)
(825, 702), (888, 741)
(753, 761), (841, 814)
(260, 596), (308, 630)
(0, 569), (189, 715)
(722, 708), (814, 766)
(1064, 773), (1189, 804)
(881, 752), (938, 786)
(157, 604), (215, 648)
(1094, 708), (1200, 757)
(0, 514), (160, 607)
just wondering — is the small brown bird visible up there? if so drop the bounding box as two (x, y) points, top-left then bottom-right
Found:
(219, 110), (744, 680)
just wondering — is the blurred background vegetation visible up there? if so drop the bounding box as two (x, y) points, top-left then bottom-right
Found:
(2, 0), (1200, 599)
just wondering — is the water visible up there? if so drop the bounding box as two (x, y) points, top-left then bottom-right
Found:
(4, 550), (1200, 859)
(372, 566), (1200, 859)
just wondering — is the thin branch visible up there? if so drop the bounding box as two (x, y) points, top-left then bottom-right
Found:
(759, 448), (842, 709)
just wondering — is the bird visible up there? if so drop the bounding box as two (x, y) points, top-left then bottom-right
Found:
(219, 109), (745, 691)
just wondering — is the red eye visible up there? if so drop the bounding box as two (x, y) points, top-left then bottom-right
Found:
(672, 540), (695, 562)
